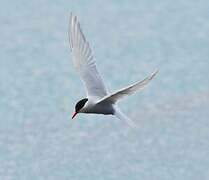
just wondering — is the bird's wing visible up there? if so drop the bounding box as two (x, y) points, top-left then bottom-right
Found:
(97, 70), (158, 104)
(69, 13), (108, 98)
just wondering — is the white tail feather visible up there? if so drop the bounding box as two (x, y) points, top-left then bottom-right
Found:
(114, 107), (137, 128)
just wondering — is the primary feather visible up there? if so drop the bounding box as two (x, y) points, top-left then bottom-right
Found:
(69, 13), (108, 98)
(97, 70), (158, 104)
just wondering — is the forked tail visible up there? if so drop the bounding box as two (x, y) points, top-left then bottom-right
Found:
(114, 107), (137, 128)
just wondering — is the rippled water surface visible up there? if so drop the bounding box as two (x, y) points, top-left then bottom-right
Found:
(1, 0), (209, 179)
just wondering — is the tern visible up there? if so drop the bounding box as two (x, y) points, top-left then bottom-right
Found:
(69, 13), (158, 128)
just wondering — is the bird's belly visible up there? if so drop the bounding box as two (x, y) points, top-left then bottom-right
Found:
(82, 103), (114, 115)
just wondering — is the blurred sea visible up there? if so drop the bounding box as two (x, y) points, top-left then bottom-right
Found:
(0, 0), (209, 179)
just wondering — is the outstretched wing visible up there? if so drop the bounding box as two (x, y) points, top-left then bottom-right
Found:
(69, 13), (108, 98)
(97, 70), (158, 104)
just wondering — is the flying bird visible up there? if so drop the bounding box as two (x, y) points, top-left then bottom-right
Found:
(69, 13), (158, 128)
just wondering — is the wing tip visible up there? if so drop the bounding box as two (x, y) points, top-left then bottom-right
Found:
(69, 12), (79, 50)
(69, 12), (86, 52)
(69, 12), (74, 50)
(150, 69), (159, 79)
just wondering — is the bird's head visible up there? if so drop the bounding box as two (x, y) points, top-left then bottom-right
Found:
(72, 98), (88, 119)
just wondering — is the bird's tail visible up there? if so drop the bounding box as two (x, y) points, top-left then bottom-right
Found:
(114, 107), (137, 128)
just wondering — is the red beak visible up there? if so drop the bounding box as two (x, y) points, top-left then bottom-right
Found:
(72, 112), (78, 119)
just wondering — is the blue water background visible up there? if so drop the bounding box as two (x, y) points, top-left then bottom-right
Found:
(0, 0), (209, 179)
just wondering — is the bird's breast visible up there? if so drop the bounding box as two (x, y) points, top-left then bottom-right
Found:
(81, 102), (114, 115)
